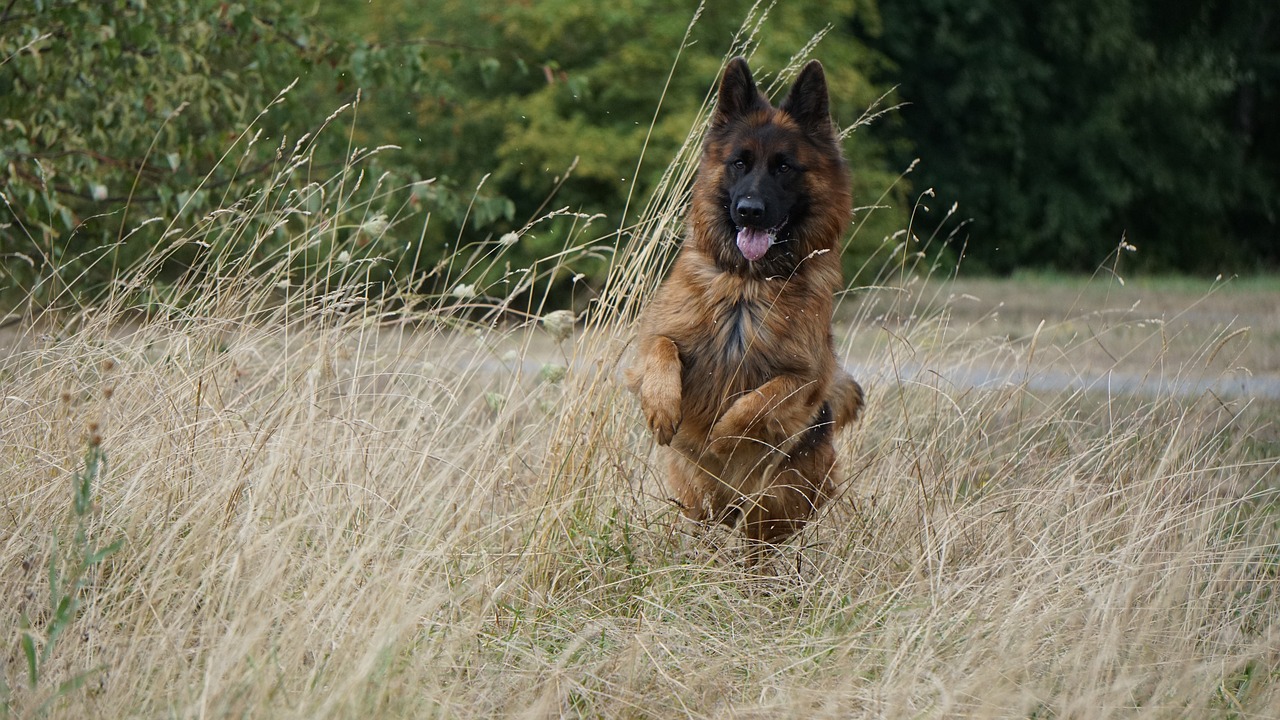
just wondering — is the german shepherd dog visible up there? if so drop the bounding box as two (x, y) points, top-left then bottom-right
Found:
(627, 57), (864, 551)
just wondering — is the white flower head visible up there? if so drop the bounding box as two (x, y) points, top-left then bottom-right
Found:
(540, 309), (576, 342)
(484, 392), (506, 413)
(451, 283), (476, 300)
(499, 232), (519, 246)
(539, 363), (567, 384)
(359, 213), (390, 238)
(336, 250), (351, 264)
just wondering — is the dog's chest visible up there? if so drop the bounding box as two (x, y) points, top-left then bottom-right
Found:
(713, 298), (767, 364)
(681, 267), (797, 388)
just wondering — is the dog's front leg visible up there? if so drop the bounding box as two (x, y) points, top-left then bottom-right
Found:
(627, 335), (683, 446)
(708, 374), (818, 455)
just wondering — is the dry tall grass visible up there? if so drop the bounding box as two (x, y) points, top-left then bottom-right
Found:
(4, 44), (1279, 720)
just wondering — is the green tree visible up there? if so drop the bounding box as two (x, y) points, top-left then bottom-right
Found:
(297, 0), (906, 286)
(2, 1), (904, 311)
(868, 0), (1279, 273)
(0, 0), (498, 307)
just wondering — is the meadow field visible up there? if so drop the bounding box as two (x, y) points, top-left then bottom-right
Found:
(3, 50), (1278, 715)
(3, 242), (1278, 718)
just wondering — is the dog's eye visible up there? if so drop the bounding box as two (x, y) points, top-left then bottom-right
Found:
(777, 163), (791, 174)
(732, 159), (747, 170)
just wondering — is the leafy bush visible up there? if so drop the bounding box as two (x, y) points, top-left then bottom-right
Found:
(0, 1), (510, 308)
(1, 1), (906, 312)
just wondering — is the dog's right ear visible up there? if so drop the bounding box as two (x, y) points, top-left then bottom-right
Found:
(713, 57), (764, 127)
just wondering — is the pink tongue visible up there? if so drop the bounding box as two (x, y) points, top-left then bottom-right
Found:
(736, 227), (772, 261)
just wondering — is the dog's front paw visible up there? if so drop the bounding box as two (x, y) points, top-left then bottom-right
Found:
(708, 391), (768, 455)
(640, 378), (682, 446)
(707, 423), (742, 457)
(644, 399), (680, 446)
(632, 335), (684, 446)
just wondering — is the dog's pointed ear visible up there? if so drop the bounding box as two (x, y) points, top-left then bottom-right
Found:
(780, 60), (834, 140)
(713, 57), (765, 127)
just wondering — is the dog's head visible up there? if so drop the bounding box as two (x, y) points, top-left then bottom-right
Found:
(693, 57), (851, 273)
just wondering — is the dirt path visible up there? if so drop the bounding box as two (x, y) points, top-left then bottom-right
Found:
(834, 274), (1280, 402)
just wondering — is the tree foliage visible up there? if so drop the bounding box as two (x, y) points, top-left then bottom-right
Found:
(1, 0), (899, 309)
(868, 0), (1280, 273)
(0, 0), (508, 306)
(7, 0), (1272, 310)
(308, 0), (902, 286)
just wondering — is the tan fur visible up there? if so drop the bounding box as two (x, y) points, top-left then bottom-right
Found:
(627, 58), (864, 553)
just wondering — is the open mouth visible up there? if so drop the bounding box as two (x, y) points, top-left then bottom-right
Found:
(734, 218), (787, 262)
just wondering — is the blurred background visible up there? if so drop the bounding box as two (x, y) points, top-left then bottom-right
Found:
(3, 0), (1277, 308)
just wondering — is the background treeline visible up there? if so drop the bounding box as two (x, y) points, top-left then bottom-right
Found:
(3, 0), (1276, 310)
(871, 0), (1280, 273)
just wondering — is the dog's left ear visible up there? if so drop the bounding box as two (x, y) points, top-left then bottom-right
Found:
(780, 60), (834, 140)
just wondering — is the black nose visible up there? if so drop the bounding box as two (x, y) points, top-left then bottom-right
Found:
(735, 196), (765, 221)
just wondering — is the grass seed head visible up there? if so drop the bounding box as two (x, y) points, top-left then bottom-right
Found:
(540, 309), (576, 342)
